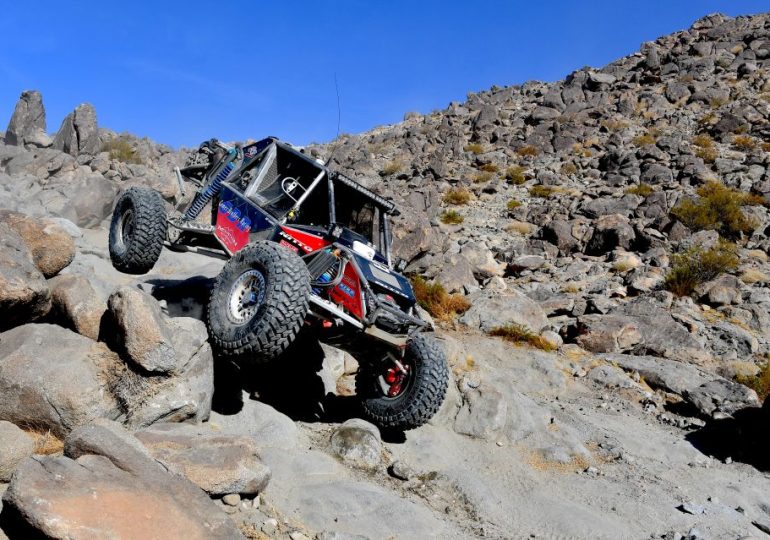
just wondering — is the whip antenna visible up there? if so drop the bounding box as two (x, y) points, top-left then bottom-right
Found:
(325, 73), (343, 166)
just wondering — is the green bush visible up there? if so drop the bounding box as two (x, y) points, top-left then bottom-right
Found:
(505, 165), (528, 185)
(671, 181), (759, 238)
(665, 240), (739, 297)
(736, 363), (770, 401)
(625, 183), (654, 197)
(440, 210), (464, 224)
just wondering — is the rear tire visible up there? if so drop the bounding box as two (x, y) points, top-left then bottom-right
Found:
(357, 334), (449, 431)
(108, 187), (167, 274)
(207, 241), (311, 362)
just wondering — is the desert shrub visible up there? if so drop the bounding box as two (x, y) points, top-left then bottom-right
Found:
(671, 181), (759, 238)
(692, 134), (714, 148)
(695, 146), (719, 163)
(762, 142), (770, 153)
(478, 163), (499, 173)
(464, 143), (484, 155)
(561, 162), (578, 175)
(440, 210), (464, 224)
(411, 276), (471, 321)
(736, 363), (770, 401)
(600, 119), (629, 131)
(381, 160), (402, 176)
(507, 199), (522, 211)
(505, 221), (534, 235)
(664, 240), (739, 296)
(489, 323), (555, 351)
(625, 183), (654, 197)
(102, 138), (142, 164)
(505, 165), (528, 184)
(709, 97), (728, 109)
(529, 185), (557, 198)
(516, 145), (539, 157)
(473, 171), (493, 183)
(632, 132), (656, 147)
(732, 135), (757, 151)
(572, 143), (593, 158)
(442, 187), (472, 205)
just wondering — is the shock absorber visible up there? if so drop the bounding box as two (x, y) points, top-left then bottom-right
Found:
(183, 152), (236, 220)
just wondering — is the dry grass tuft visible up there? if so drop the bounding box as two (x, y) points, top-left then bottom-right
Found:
(473, 171), (493, 183)
(478, 163), (499, 173)
(439, 210), (464, 224)
(529, 185), (559, 198)
(102, 137), (142, 164)
(24, 430), (65, 455)
(516, 145), (539, 157)
(507, 199), (522, 211)
(489, 323), (556, 351)
(464, 143), (485, 155)
(381, 160), (403, 176)
(732, 135), (757, 151)
(442, 187), (472, 205)
(505, 165), (528, 184)
(632, 132), (657, 147)
(411, 276), (471, 322)
(625, 183), (654, 197)
(561, 162), (578, 175)
(505, 221), (534, 235)
(740, 268), (769, 284)
(736, 362), (770, 401)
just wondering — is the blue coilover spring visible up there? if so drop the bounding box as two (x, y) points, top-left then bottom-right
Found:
(184, 161), (235, 220)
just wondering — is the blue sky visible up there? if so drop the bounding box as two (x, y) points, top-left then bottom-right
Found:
(0, 1), (767, 148)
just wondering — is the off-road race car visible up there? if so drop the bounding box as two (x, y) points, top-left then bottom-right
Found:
(108, 137), (448, 430)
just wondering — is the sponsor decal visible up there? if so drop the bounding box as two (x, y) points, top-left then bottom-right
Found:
(244, 145), (258, 158)
(279, 239), (299, 253)
(338, 283), (355, 298)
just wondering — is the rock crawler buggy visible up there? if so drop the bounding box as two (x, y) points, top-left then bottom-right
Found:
(108, 137), (448, 430)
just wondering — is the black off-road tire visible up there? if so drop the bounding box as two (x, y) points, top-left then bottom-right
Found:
(108, 187), (167, 274)
(357, 334), (449, 431)
(207, 241), (311, 362)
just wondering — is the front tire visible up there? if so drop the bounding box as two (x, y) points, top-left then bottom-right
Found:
(207, 241), (311, 362)
(108, 187), (167, 274)
(357, 334), (449, 430)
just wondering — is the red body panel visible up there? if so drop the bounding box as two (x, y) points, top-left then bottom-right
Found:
(279, 226), (330, 253)
(329, 264), (365, 319)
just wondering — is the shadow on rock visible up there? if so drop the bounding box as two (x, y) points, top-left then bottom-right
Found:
(142, 275), (214, 320)
(685, 404), (769, 470)
(211, 329), (363, 425)
(0, 504), (48, 540)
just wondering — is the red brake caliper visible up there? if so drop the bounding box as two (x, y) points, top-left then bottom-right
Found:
(384, 359), (409, 397)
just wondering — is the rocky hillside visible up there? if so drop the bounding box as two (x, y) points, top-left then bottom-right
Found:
(1, 10), (770, 540)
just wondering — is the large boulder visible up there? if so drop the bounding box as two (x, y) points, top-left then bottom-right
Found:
(2, 420), (243, 539)
(0, 210), (75, 277)
(49, 274), (105, 340)
(108, 286), (175, 373)
(0, 324), (121, 436)
(114, 316), (214, 429)
(575, 314), (642, 353)
(4, 90), (49, 147)
(135, 423), (271, 496)
(52, 103), (100, 156)
(0, 421), (35, 482)
(0, 224), (51, 330)
(684, 380), (761, 418)
(585, 214), (636, 255)
(329, 419), (382, 471)
(459, 289), (549, 333)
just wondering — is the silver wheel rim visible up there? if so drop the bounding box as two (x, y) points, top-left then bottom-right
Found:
(117, 209), (135, 248)
(228, 269), (266, 324)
